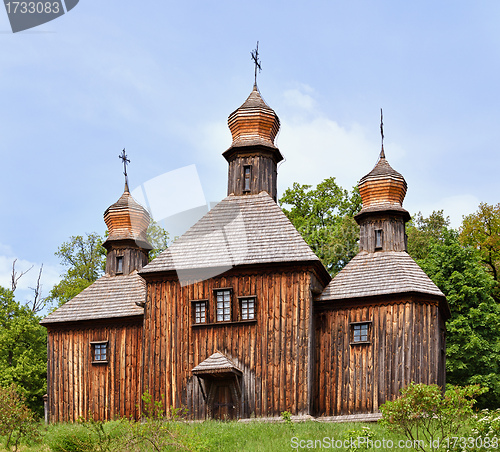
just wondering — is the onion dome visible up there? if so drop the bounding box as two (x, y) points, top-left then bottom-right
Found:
(103, 185), (152, 250)
(226, 84), (281, 151)
(356, 151), (410, 220)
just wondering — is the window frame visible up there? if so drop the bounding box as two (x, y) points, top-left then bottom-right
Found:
(191, 300), (208, 325)
(350, 321), (372, 345)
(238, 296), (256, 321)
(375, 229), (383, 250)
(90, 341), (109, 364)
(116, 255), (124, 274)
(214, 288), (233, 322)
(243, 165), (252, 193)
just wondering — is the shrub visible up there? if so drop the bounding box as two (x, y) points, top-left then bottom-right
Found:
(379, 383), (486, 452)
(0, 384), (39, 452)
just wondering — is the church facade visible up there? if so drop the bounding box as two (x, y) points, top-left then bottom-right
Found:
(41, 84), (450, 422)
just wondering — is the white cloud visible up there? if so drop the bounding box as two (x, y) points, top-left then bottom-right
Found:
(411, 194), (480, 230)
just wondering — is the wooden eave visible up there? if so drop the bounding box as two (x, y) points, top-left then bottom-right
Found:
(42, 315), (143, 332)
(222, 144), (283, 163)
(315, 291), (451, 320)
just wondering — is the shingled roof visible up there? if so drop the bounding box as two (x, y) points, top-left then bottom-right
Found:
(192, 352), (242, 376)
(40, 271), (145, 324)
(319, 251), (444, 301)
(140, 192), (324, 281)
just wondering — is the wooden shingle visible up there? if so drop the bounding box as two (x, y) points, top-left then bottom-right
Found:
(319, 251), (445, 301)
(40, 271), (145, 324)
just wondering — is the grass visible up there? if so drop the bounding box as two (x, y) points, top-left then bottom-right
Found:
(0, 419), (405, 452)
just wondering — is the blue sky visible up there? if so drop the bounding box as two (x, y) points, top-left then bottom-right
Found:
(1, 1), (499, 303)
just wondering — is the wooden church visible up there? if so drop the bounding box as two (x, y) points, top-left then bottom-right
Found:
(41, 82), (450, 422)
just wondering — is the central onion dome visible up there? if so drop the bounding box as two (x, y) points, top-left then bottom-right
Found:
(103, 184), (152, 250)
(356, 150), (410, 221)
(226, 84), (281, 150)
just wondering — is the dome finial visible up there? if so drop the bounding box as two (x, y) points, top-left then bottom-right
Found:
(380, 108), (385, 159)
(119, 149), (130, 192)
(251, 41), (262, 86)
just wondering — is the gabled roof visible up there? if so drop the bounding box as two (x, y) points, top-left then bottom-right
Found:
(319, 251), (444, 301)
(140, 192), (325, 282)
(192, 352), (242, 376)
(40, 271), (145, 324)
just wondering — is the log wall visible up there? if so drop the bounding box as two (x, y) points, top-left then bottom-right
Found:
(46, 318), (143, 422)
(142, 267), (316, 419)
(313, 299), (446, 416)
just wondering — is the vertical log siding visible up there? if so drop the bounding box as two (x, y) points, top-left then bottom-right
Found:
(142, 268), (316, 419)
(46, 319), (143, 422)
(313, 299), (444, 416)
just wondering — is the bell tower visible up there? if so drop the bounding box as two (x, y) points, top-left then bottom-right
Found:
(355, 115), (411, 252)
(223, 84), (283, 201)
(102, 151), (152, 275)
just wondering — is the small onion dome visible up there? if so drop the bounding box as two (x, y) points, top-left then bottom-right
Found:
(226, 84), (281, 151)
(356, 153), (410, 221)
(103, 186), (152, 250)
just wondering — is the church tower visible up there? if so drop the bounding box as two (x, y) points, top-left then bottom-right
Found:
(102, 180), (152, 276)
(223, 84), (283, 201)
(355, 149), (410, 253)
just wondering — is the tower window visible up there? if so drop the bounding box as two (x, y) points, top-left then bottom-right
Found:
(243, 166), (252, 192)
(215, 289), (231, 322)
(116, 256), (123, 273)
(375, 230), (383, 249)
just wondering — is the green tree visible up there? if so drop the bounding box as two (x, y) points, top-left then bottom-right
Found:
(460, 202), (500, 301)
(406, 210), (450, 261)
(147, 220), (170, 261)
(47, 233), (106, 307)
(417, 229), (500, 408)
(279, 177), (361, 275)
(0, 287), (47, 417)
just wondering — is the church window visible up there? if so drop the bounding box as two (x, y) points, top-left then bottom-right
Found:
(193, 301), (207, 324)
(91, 341), (108, 363)
(350, 322), (371, 344)
(375, 230), (383, 249)
(239, 297), (256, 320)
(215, 289), (231, 322)
(243, 166), (252, 192)
(116, 256), (123, 273)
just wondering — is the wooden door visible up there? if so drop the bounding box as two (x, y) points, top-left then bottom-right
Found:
(212, 383), (236, 420)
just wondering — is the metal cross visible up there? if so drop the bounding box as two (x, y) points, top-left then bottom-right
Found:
(119, 149), (130, 183)
(251, 41), (262, 85)
(380, 108), (385, 158)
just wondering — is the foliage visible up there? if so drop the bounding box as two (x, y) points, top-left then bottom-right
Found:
(406, 210), (450, 261)
(468, 409), (500, 451)
(147, 220), (170, 261)
(341, 426), (376, 451)
(416, 229), (500, 408)
(460, 202), (500, 301)
(123, 392), (203, 451)
(0, 287), (47, 416)
(47, 233), (106, 307)
(0, 384), (39, 452)
(279, 177), (361, 275)
(46, 419), (126, 452)
(379, 383), (486, 452)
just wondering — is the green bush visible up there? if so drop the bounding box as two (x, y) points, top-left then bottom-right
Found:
(379, 383), (486, 452)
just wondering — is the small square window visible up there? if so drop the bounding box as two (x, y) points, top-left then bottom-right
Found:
(215, 289), (231, 322)
(239, 297), (256, 320)
(194, 301), (207, 324)
(91, 342), (108, 363)
(116, 256), (123, 273)
(375, 230), (383, 249)
(351, 322), (371, 344)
